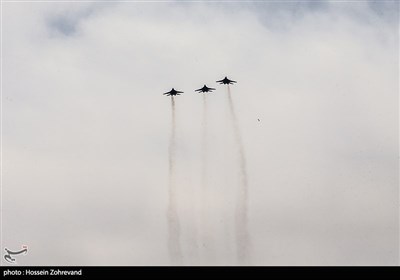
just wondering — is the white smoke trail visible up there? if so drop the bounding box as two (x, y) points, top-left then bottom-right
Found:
(226, 86), (250, 264)
(186, 97), (200, 262)
(200, 93), (215, 264)
(167, 96), (183, 265)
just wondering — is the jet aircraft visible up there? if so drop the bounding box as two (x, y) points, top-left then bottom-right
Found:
(163, 88), (183, 96)
(195, 85), (216, 93)
(216, 76), (237, 85)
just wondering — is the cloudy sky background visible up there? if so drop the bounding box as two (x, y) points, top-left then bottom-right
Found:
(1, 0), (399, 265)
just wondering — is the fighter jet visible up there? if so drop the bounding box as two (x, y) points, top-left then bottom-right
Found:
(163, 88), (183, 96)
(195, 85), (216, 93)
(216, 76), (237, 85)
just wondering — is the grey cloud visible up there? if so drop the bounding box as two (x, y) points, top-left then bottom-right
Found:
(2, 1), (398, 265)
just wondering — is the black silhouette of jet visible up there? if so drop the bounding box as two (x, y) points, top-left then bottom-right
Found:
(195, 85), (216, 93)
(216, 76), (237, 85)
(163, 88), (183, 96)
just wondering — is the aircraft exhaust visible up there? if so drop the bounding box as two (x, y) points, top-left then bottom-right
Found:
(200, 93), (215, 263)
(226, 85), (250, 265)
(167, 96), (183, 265)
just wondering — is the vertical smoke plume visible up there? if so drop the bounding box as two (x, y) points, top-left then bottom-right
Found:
(200, 94), (214, 263)
(167, 96), (183, 264)
(226, 86), (250, 264)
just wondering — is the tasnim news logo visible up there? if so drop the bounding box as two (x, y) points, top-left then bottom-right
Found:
(3, 245), (28, 264)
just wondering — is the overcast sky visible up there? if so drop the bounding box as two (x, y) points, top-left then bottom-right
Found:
(1, 1), (399, 265)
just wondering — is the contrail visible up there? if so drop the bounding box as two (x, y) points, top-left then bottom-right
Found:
(167, 96), (183, 265)
(200, 93), (214, 263)
(201, 94), (208, 221)
(226, 86), (250, 264)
